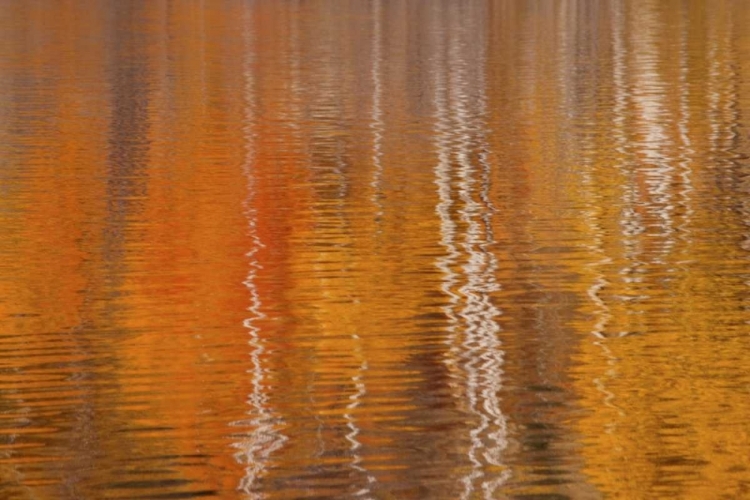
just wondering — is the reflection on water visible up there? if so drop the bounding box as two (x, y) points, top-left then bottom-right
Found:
(232, 14), (288, 497)
(1, 1), (749, 498)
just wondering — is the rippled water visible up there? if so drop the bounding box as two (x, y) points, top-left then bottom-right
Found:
(1, 1), (749, 499)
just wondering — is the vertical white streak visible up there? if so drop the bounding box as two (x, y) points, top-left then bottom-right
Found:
(432, 3), (509, 498)
(432, 2), (462, 377)
(344, 335), (376, 498)
(232, 6), (287, 497)
(370, 0), (385, 224)
(630, 1), (675, 263)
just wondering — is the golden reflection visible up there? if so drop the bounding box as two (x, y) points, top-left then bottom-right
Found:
(573, 2), (750, 498)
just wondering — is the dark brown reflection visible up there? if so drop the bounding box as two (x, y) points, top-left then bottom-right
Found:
(103, 1), (152, 266)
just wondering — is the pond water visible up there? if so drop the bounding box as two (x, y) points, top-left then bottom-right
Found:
(1, 1), (749, 499)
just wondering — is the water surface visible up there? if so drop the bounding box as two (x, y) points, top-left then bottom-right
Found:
(0, 1), (749, 499)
